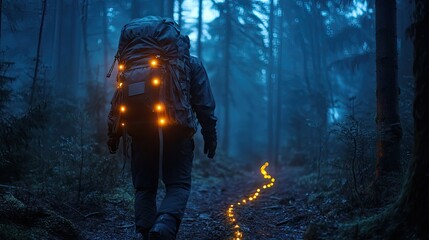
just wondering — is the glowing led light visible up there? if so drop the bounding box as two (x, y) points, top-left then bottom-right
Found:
(155, 103), (164, 112)
(158, 118), (166, 126)
(118, 82), (123, 88)
(118, 64), (124, 70)
(120, 105), (126, 113)
(227, 162), (276, 240)
(152, 78), (160, 86)
(150, 59), (158, 67)
(121, 122), (125, 126)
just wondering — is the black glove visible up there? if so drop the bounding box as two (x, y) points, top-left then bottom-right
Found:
(204, 139), (217, 159)
(107, 137), (119, 154)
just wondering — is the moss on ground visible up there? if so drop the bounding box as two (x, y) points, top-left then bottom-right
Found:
(0, 193), (79, 239)
(0, 223), (50, 240)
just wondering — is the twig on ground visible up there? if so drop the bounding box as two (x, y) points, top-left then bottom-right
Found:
(276, 215), (307, 226)
(84, 212), (102, 218)
(116, 223), (135, 229)
(62, 202), (86, 218)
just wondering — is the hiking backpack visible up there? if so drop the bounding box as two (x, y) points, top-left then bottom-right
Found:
(108, 16), (196, 137)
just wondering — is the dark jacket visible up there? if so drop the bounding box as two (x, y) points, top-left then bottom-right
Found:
(189, 56), (217, 141)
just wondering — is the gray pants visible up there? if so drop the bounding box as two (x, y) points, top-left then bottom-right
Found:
(130, 127), (194, 234)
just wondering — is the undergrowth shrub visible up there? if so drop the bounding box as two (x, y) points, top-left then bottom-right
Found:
(331, 114), (375, 206)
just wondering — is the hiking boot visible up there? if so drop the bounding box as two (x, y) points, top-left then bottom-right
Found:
(148, 214), (177, 240)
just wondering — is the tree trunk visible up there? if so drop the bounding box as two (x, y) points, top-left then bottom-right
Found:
(197, 0), (203, 59)
(267, 0), (275, 162)
(102, 1), (109, 85)
(177, 0), (183, 27)
(0, 0), (3, 50)
(30, 0), (47, 104)
(298, 31), (311, 94)
(398, 0), (413, 88)
(316, 10), (331, 177)
(396, 1), (429, 237)
(98, 0), (110, 148)
(53, 0), (81, 98)
(80, 0), (92, 82)
(375, 0), (402, 176)
(364, 3), (429, 239)
(274, 1), (284, 167)
(222, 0), (231, 156)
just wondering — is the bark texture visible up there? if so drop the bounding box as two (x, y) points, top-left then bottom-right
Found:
(222, 0), (231, 156)
(30, 0), (47, 104)
(397, 1), (429, 238)
(375, 0), (403, 176)
(267, 0), (275, 162)
(197, 0), (203, 59)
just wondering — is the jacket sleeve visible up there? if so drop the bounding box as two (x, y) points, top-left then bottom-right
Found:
(189, 57), (217, 141)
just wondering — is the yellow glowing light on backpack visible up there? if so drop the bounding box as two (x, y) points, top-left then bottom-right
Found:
(158, 118), (166, 126)
(155, 103), (164, 112)
(152, 78), (160, 86)
(150, 59), (158, 67)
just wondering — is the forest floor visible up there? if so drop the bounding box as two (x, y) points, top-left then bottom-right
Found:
(0, 158), (382, 240)
(67, 159), (378, 240)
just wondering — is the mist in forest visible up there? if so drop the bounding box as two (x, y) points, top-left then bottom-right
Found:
(1, 0), (428, 239)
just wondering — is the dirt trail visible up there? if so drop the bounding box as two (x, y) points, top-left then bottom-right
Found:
(178, 165), (311, 240)
(74, 164), (341, 240)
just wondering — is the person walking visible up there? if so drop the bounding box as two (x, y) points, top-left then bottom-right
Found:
(107, 16), (217, 240)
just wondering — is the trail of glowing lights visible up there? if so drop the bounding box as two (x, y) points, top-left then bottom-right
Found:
(226, 162), (276, 240)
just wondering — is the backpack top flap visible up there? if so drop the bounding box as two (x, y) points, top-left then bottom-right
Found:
(117, 16), (183, 67)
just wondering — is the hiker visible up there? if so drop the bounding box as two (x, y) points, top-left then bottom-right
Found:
(106, 16), (217, 240)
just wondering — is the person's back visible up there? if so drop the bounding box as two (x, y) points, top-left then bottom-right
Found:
(107, 16), (217, 240)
